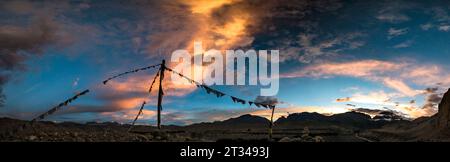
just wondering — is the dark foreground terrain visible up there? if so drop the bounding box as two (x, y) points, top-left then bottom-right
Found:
(1, 89), (450, 142)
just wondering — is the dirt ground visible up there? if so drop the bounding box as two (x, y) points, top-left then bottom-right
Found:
(0, 118), (366, 142)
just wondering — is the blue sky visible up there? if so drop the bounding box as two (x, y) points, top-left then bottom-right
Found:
(1, 0), (450, 125)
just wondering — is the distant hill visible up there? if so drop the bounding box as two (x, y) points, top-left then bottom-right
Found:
(274, 111), (391, 130)
(185, 111), (400, 131)
(276, 112), (329, 123)
(0, 111), (400, 132)
(186, 114), (270, 130)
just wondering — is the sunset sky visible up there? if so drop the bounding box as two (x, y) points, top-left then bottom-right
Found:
(1, 0), (450, 125)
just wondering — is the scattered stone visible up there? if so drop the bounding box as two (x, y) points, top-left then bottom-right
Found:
(278, 137), (292, 142)
(28, 135), (38, 141)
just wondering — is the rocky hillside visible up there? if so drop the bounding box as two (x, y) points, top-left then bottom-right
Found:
(275, 111), (393, 130)
(438, 88), (450, 128)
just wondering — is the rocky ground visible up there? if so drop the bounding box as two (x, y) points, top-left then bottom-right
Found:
(0, 117), (366, 142)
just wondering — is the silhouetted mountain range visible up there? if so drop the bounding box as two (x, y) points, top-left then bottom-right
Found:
(186, 114), (270, 130)
(275, 111), (394, 129)
(186, 111), (401, 131)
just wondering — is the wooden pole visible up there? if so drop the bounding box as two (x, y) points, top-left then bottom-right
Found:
(269, 106), (275, 140)
(157, 60), (165, 129)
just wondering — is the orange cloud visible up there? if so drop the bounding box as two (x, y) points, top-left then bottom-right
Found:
(282, 60), (405, 78)
(96, 72), (197, 111)
(113, 97), (148, 110)
(106, 73), (196, 97)
(282, 59), (450, 97)
(146, 0), (265, 55)
(181, 0), (239, 15)
(336, 97), (351, 102)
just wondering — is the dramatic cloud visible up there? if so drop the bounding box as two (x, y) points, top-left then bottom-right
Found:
(140, 0), (350, 64)
(142, 0), (269, 53)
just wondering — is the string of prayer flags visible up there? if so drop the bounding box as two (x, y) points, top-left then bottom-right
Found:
(231, 96), (237, 103)
(32, 89), (90, 122)
(165, 67), (197, 85)
(230, 96), (246, 105)
(129, 101), (146, 131)
(215, 90), (225, 97)
(129, 67), (162, 128)
(261, 104), (268, 108)
(202, 85), (225, 98)
(236, 97), (246, 105)
(148, 69), (160, 93)
(103, 64), (161, 85)
(166, 67), (276, 109)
